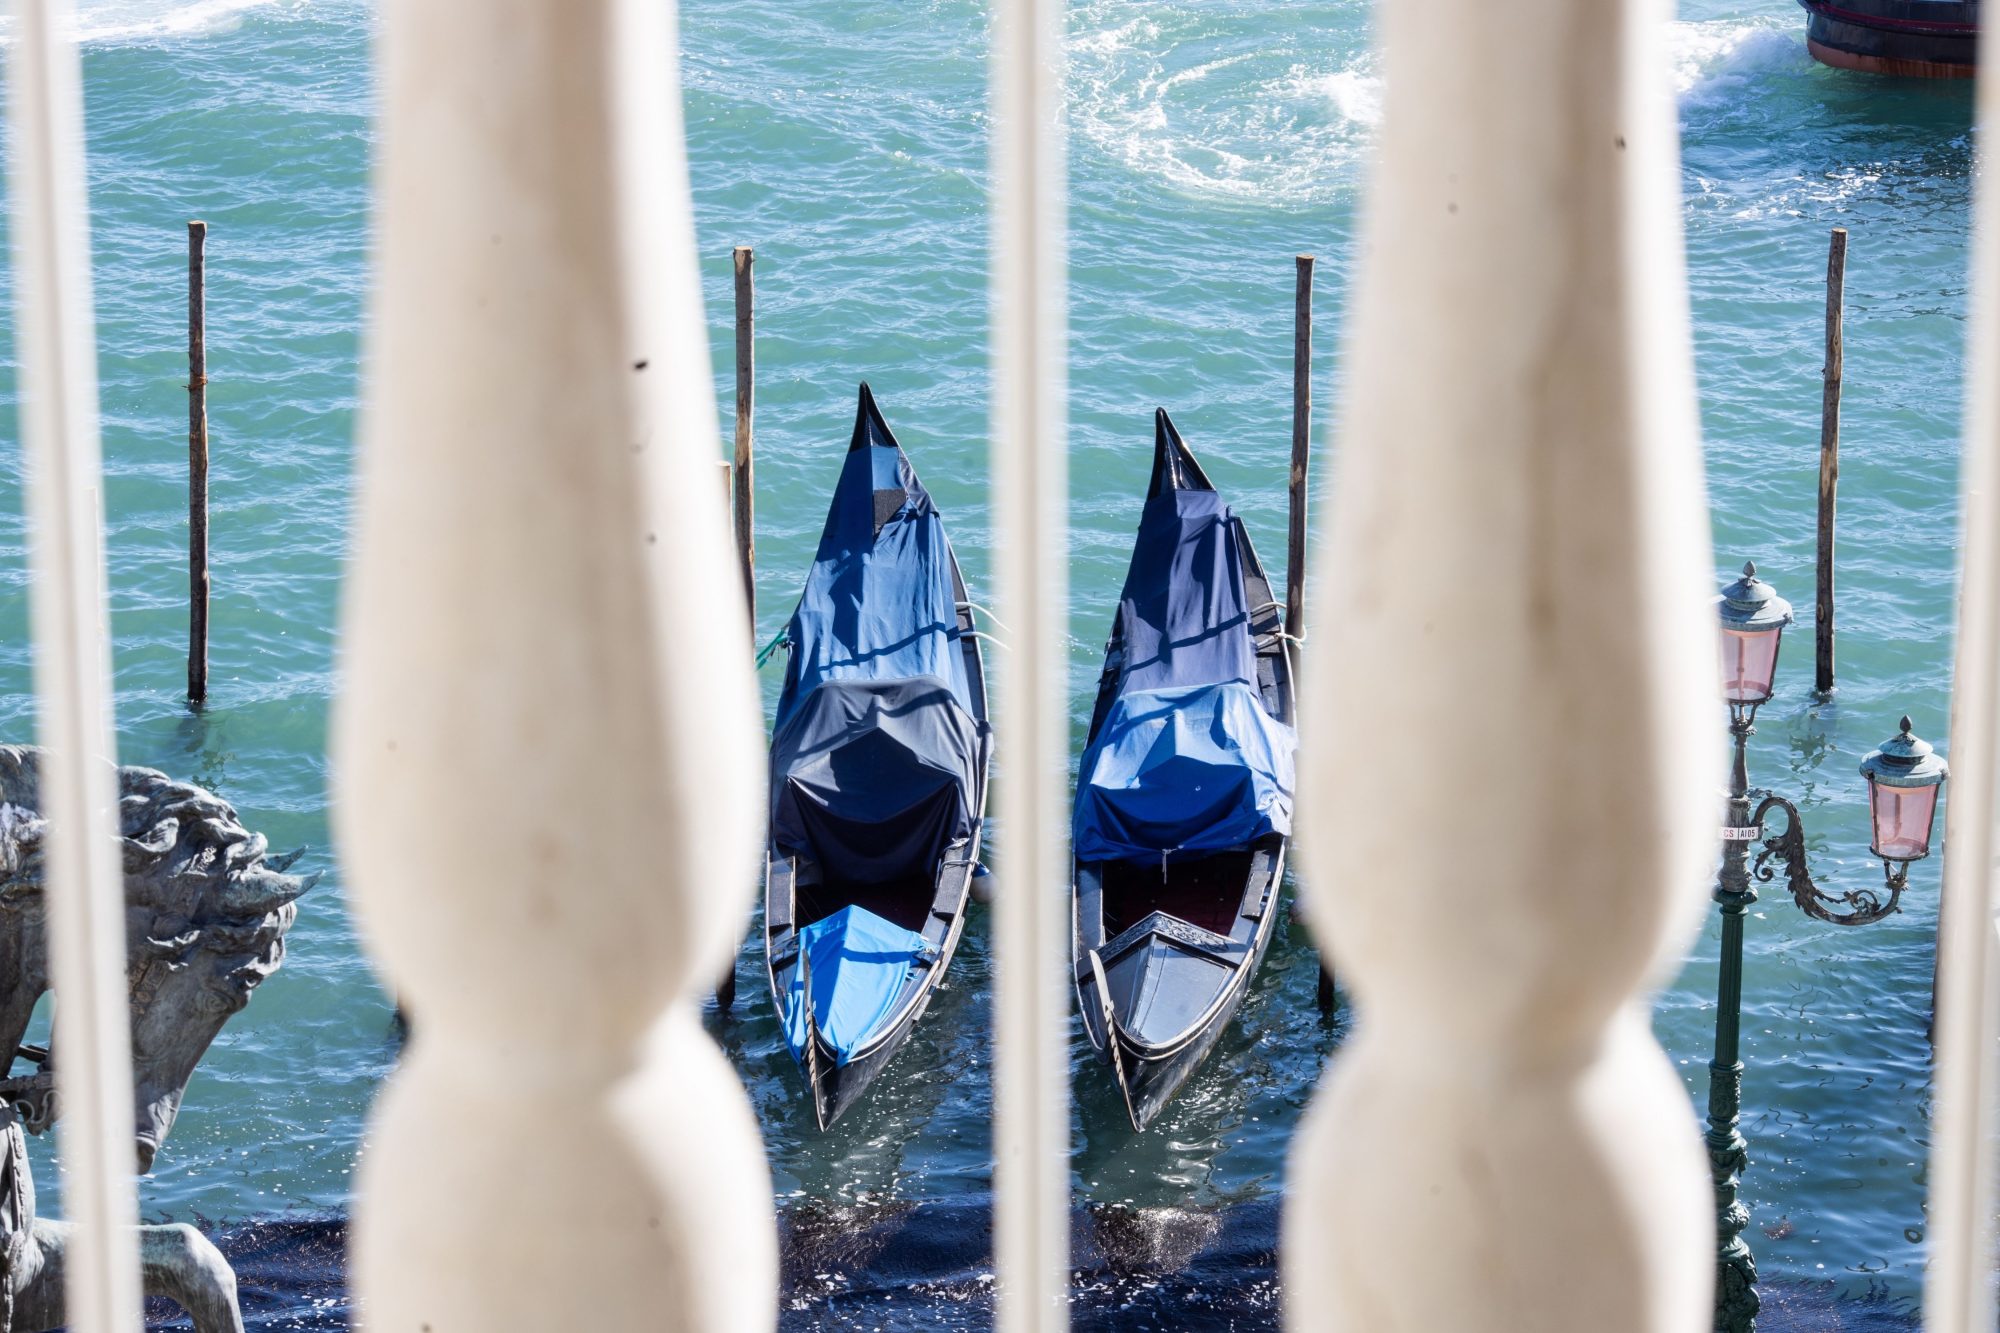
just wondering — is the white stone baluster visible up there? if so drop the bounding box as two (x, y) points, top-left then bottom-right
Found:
(6, 1), (143, 1329)
(989, 0), (1070, 1328)
(334, 2), (775, 1328)
(1925, 13), (2000, 1328)
(1285, 1), (1715, 1328)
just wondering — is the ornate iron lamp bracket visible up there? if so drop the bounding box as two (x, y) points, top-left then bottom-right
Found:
(1749, 793), (1904, 927)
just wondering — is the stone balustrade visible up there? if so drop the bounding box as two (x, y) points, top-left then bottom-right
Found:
(335, 1), (776, 1326)
(1284, 0), (1719, 1327)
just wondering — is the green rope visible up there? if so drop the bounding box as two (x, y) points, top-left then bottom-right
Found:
(755, 630), (790, 669)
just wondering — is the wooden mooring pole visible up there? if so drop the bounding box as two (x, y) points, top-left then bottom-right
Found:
(715, 246), (756, 1012)
(187, 220), (210, 707)
(1287, 254), (1313, 648)
(714, 452), (740, 1012)
(733, 245), (756, 631)
(1287, 254), (1335, 1015)
(1816, 227), (1846, 698)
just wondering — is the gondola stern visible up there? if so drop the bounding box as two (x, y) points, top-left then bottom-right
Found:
(795, 944), (835, 1132)
(811, 1081), (833, 1133)
(810, 1048), (843, 1131)
(818, 1047), (888, 1131)
(1125, 1078), (1160, 1133)
(1088, 947), (1150, 1131)
(1113, 1034), (1188, 1133)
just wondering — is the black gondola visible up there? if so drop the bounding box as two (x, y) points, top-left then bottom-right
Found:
(764, 384), (990, 1130)
(1071, 409), (1298, 1132)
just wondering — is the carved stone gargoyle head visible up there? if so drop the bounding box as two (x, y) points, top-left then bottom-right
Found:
(0, 746), (318, 1170)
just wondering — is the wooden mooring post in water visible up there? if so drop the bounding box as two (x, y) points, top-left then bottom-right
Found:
(187, 220), (210, 707)
(714, 245), (757, 1013)
(734, 246), (756, 630)
(712, 461), (742, 1007)
(1286, 254), (1336, 1015)
(714, 451), (742, 1012)
(1816, 227), (1846, 698)
(1288, 254), (1313, 647)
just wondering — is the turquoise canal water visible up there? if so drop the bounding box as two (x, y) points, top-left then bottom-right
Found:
(0, 0), (1973, 1321)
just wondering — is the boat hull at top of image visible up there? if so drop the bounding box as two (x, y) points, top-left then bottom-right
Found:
(1799, 0), (1978, 78)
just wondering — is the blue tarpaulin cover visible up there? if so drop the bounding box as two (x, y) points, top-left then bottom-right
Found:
(785, 905), (936, 1065)
(775, 386), (971, 729)
(772, 677), (978, 888)
(1073, 413), (1296, 863)
(770, 385), (979, 888)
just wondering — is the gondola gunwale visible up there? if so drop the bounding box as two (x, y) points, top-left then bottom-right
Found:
(1071, 407), (1297, 1129)
(762, 384), (990, 1130)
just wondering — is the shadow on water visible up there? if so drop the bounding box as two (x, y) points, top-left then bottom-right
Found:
(165, 706), (235, 798)
(1808, 67), (1974, 141)
(145, 1208), (1920, 1332)
(705, 874), (1345, 1210)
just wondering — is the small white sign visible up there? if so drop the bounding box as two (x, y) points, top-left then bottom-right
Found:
(1720, 826), (1763, 842)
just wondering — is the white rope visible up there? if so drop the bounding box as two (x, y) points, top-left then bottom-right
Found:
(959, 599), (1014, 635)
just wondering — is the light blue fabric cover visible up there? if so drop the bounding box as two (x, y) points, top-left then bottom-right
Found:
(1073, 680), (1297, 862)
(784, 904), (935, 1065)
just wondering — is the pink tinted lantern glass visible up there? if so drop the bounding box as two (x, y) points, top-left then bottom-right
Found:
(1720, 625), (1783, 704)
(1869, 780), (1940, 862)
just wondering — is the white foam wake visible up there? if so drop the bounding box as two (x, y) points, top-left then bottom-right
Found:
(1292, 19), (1807, 130)
(1069, 3), (1814, 205)
(1067, 0), (1380, 205)
(0, 0), (301, 47)
(1673, 16), (1812, 107)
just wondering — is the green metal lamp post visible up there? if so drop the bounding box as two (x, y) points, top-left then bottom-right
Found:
(1706, 561), (1947, 1333)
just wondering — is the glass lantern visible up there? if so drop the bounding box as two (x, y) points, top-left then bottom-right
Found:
(1859, 716), (1949, 866)
(1716, 561), (1793, 715)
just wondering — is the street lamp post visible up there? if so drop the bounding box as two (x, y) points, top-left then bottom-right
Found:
(1707, 562), (1947, 1333)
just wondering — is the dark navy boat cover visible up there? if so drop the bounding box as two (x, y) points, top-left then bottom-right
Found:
(770, 385), (979, 887)
(1072, 413), (1296, 863)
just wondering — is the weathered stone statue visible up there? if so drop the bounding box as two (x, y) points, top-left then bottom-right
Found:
(0, 747), (316, 1333)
